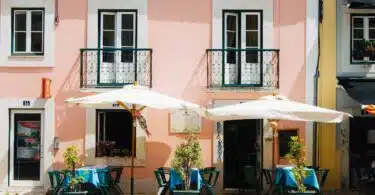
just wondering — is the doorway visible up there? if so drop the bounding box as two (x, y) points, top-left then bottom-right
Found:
(223, 119), (262, 189)
(9, 110), (44, 186)
(349, 116), (375, 188)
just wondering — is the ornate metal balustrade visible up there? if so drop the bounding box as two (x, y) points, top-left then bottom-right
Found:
(206, 48), (279, 89)
(80, 48), (152, 88)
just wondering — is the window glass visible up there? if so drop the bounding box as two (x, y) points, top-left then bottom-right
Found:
(278, 130), (298, 157)
(15, 12), (27, 31)
(121, 14), (134, 30)
(246, 15), (258, 30)
(15, 33), (26, 52)
(31, 11), (43, 31)
(96, 110), (134, 157)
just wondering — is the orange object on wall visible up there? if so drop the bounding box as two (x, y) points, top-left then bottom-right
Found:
(42, 78), (51, 99)
(366, 105), (375, 115)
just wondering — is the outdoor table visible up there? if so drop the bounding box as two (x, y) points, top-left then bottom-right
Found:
(63, 165), (109, 188)
(169, 168), (202, 190)
(274, 166), (320, 191)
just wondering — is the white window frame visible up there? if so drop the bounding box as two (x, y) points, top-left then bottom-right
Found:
(9, 109), (44, 187)
(12, 9), (44, 55)
(99, 11), (136, 49)
(351, 15), (375, 62)
(241, 12), (261, 50)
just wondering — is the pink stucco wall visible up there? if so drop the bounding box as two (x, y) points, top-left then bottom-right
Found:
(0, 0), (308, 182)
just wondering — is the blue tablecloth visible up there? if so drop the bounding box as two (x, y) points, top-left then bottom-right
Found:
(169, 168), (202, 190)
(64, 165), (108, 187)
(275, 166), (320, 190)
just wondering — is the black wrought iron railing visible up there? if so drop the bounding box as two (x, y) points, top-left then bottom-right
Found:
(80, 48), (152, 88)
(206, 48), (279, 88)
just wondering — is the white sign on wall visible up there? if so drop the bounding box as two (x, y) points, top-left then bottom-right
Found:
(170, 109), (201, 133)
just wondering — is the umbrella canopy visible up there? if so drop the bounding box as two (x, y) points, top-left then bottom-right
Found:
(205, 94), (352, 123)
(66, 85), (203, 111)
(65, 84), (204, 195)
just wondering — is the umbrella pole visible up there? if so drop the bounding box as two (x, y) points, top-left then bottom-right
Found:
(130, 104), (136, 195)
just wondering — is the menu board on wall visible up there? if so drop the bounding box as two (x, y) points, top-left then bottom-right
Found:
(170, 110), (201, 133)
(16, 121), (41, 160)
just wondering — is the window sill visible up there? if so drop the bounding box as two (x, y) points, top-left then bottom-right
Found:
(8, 55), (45, 61)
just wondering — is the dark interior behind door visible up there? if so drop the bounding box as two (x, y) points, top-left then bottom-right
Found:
(224, 119), (261, 189)
(349, 116), (375, 188)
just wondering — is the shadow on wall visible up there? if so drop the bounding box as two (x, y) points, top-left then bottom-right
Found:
(123, 141), (171, 178)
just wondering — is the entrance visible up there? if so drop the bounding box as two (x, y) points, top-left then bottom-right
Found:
(9, 110), (44, 186)
(349, 116), (375, 188)
(223, 119), (262, 189)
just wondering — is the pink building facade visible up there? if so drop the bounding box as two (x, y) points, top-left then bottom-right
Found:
(0, 0), (319, 194)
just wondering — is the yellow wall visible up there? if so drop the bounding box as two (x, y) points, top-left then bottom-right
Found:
(318, 0), (340, 189)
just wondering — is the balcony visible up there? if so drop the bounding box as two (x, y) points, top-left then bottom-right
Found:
(206, 48), (279, 89)
(80, 48), (152, 88)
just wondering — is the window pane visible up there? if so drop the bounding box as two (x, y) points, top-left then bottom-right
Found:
(226, 15), (237, 31)
(369, 18), (375, 28)
(103, 14), (115, 30)
(102, 50), (115, 63)
(226, 51), (236, 64)
(122, 14), (134, 30)
(15, 32), (26, 52)
(121, 31), (134, 46)
(96, 111), (133, 157)
(31, 32), (43, 52)
(370, 29), (375, 39)
(278, 130), (298, 157)
(31, 11), (43, 31)
(227, 31), (236, 48)
(121, 49), (134, 63)
(246, 15), (258, 30)
(246, 50), (259, 63)
(353, 17), (364, 28)
(246, 31), (258, 47)
(15, 12), (26, 31)
(102, 31), (115, 47)
(353, 29), (364, 39)
(352, 40), (364, 61)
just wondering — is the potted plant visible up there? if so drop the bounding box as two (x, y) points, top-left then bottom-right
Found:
(62, 145), (87, 195)
(353, 39), (375, 59)
(171, 133), (203, 195)
(284, 136), (315, 194)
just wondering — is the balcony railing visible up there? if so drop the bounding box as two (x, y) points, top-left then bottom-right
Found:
(80, 48), (152, 88)
(206, 48), (279, 88)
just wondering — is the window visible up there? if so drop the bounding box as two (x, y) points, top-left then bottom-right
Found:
(11, 8), (44, 55)
(223, 11), (261, 64)
(351, 14), (375, 62)
(99, 11), (136, 63)
(96, 110), (134, 157)
(278, 129), (298, 157)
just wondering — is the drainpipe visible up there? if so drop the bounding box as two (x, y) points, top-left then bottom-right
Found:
(313, 0), (323, 167)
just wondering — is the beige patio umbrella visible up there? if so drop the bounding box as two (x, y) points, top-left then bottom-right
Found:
(204, 94), (352, 167)
(65, 83), (205, 195)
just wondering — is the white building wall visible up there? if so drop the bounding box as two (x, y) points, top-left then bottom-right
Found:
(337, 0), (375, 77)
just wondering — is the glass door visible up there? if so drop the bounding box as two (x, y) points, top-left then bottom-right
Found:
(100, 12), (136, 85)
(10, 110), (44, 186)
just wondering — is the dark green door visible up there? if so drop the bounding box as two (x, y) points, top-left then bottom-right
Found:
(223, 119), (262, 189)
